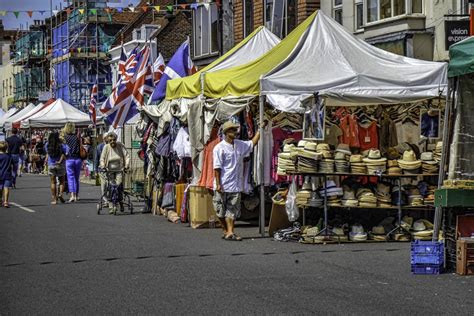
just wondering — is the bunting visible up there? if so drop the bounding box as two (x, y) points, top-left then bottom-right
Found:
(52, 10), (59, 16)
(166, 5), (173, 13)
(13, 11), (20, 18)
(141, 6), (148, 12)
(89, 9), (97, 15)
(78, 9), (85, 15)
(27, 11), (33, 18)
(0, 11), (6, 17)
(154, 6), (160, 12)
(39, 11), (45, 15)
(129, 7), (136, 12)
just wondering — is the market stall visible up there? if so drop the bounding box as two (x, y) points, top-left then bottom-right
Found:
(22, 98), (95, 128)
(257, 11), (447, 240)
(3, 103), (36, 130)
(0, 107), (19, 129)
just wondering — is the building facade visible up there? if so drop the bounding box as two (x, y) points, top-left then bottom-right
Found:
(320, 0), (472, 61)
(0, 23), (20, 111)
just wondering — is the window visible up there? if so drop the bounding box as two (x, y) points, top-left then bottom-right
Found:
(411, 0), (422, 13)
(264, 0), (297, 38)
(367, 0), (408, 23)
(243, 0), (254, 37)
(356, 3), (364, 30)
(334, 0), (343, 25)
(193, 3), (220, 58)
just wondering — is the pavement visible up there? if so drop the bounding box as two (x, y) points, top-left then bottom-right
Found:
(0, 175), (473, 315)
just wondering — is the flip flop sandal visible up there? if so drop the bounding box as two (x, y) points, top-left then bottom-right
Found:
(225, 234), (242, 241)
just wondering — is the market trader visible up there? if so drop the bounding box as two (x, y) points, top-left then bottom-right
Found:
(6, 128), (25, 188)
(213, 120), (266, 241)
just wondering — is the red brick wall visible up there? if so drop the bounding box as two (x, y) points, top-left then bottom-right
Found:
(233, 0), (320, 45)
(156, 13), (193, 60)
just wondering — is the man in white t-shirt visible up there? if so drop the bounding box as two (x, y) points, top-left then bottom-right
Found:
(213, 120), (266, 241)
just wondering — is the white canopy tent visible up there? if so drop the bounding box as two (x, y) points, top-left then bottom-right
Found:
(24, 99), (94, 128)
(0, 109), (5, 117)
(260, 11), (448, 112)
(0, 107), (19, 128)
(3, 103), (36, 130)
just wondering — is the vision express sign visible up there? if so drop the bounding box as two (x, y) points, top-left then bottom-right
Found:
(445, 20), (470, 49)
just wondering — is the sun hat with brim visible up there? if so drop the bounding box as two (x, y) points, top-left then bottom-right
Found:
(387, 167), (403, 174)
(420, 152), (436, 161)
(316, 143), (330, 152)
(412, 220), (427, 231)
(398, 150), (421, 166)
(298, 140), (309, 148)
(335, 143), (351, 155)
(222, 121), (240, 133)
(283, 144), (296, 153)
(387, 160), (398, 168)
(412, 230), (434, 238)
(372, 226), (386, 235)
(350, 155), (363, 163)
(342, 199), (359, 207)
(304, 142), (318, 152)
(335, 152), (347, 161)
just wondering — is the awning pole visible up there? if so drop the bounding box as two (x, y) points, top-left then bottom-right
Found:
(259, 94), (265, 237)
(433, 80), (453, 241)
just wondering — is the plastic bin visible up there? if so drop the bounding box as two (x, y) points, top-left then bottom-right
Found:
(411, 264), (443, 275)
(411, 240), (444, 265)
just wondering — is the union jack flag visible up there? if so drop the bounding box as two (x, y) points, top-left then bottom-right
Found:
(88, 82), (98, 126)
(100, 45), (152, 128)
(152, 53), (165, 86)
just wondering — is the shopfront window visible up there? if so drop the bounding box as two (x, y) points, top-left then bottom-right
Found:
(193, 3), (220, 58)
(265, 0), (297, 38)
(243, 0), (254, 37)
(367, 0), (378, 23)
(356, 3), (364, 30)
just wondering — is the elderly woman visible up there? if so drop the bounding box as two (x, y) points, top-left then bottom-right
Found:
(99, 132), (130, 212)
(63, 122), (82, 202)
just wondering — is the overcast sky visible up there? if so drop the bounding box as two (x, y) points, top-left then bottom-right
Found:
(0, 0), (140, 30)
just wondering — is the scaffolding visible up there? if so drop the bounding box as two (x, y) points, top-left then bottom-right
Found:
(13, 30), (48, 106)
(51, 1), (124, 110)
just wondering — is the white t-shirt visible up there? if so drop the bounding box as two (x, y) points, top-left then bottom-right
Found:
(213, 139), (253, 193)
(172, 127), (191, 159)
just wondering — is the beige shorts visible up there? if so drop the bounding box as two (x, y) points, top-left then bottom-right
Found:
(213, 191), (241, 220)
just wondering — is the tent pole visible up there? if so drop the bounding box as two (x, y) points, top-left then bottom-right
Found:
(259, 94), (265, 237)
(433, 80), (453, 241)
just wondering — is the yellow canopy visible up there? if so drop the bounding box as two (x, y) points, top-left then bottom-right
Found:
(203, 11), (317, 99)
(166, 26), (280, 100)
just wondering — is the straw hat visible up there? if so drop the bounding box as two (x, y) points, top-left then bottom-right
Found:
(222, 121), (240, 133)
(298, 140), (309, 148)
(372, 226), (385, 235)
(387, 160), (398, 168)
(350, 155), (363, 163)
(412, 220), (426, 231)
(398, 150), (422, 170)
(304, 142), (318, 152)
(283, 144), (296, 153)
(387, 167), (403, 175)
(316, 143), (330, 152)
(363, 149), (387, 165)
(335, 143), (351, 155)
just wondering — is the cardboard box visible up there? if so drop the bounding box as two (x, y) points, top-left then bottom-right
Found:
(189, 186), (215, 229)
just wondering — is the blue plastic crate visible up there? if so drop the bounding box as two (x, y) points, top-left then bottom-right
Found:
(411, 240), (444, 265)
(411, 264), (443, 275)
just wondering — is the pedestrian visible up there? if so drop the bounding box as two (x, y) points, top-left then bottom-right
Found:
(99, 132), (130, 213)
(213, 120), (265, 241)
(45, 132), (67, 205)
(6, 128), (25, 187)
(0, 141), (13, 207)
(96, 132), (109, 207)
(63, 122), (82, 203)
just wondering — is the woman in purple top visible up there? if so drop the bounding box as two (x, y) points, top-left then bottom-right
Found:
(63, 122), (82, 203)
(0, 141), (13, 207)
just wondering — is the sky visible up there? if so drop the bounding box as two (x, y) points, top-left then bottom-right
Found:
(0, 0), (140, 30)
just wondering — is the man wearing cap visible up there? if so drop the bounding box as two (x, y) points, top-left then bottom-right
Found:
(213, 120), (266, 241)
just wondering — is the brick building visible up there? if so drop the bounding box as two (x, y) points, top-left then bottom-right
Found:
(233, 0), (321, 44)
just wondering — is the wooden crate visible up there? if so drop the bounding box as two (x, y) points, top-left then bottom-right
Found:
(456, 239), (474, 275)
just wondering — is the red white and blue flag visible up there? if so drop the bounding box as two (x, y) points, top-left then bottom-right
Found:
(88, 82), (98, 126)
(150, 39), (197, 103)
(152, 53), (165, 86)
(100, 45), (153, 128)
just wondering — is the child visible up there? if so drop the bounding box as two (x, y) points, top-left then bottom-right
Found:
(0, 141), (13, 207)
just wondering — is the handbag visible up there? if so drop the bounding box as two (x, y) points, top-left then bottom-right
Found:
(79, 141), (88, 160)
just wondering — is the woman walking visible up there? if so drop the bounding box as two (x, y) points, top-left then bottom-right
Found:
(45, 132), (67, 205)
(63, 122), (82, 202)
(0, 141), (13, 207)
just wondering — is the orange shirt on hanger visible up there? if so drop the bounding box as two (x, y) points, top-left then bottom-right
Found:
(358, 121), (379, 151)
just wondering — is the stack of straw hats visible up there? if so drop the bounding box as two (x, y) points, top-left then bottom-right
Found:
(375, 182), (392, 207)
(434, 141), (442, 162)
(424, 185), (436, 205)
(297, 141), (321, 173)
(296, 189), (312, 207)
(277, 144), (296, 175)
(349, 225), (368, 241)
(319, 180), (343, 206)
(357, 188), (377, 207)
(397, 150), (421, 174)
(342, 185), (358, 207)
(363, 149), (387, 175)
(421, 152), (438, 174)
(370, 225), (388, 241)
(317, 143), (335, 173)
(350, 154), (366, 174)
(387, 160), (402, 175)
(308, 191), (324, 207)
(411, 219), (434, 240)
(332, 227), (348, 241)
(407, 187), (424, 206)
(334, 144), (351, 173)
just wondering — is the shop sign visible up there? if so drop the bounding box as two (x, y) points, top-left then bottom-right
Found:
(445, 20), (470, 49)
(132, 140), (141, 149)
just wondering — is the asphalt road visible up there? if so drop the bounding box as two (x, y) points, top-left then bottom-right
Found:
(0, 175), (473, 315)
